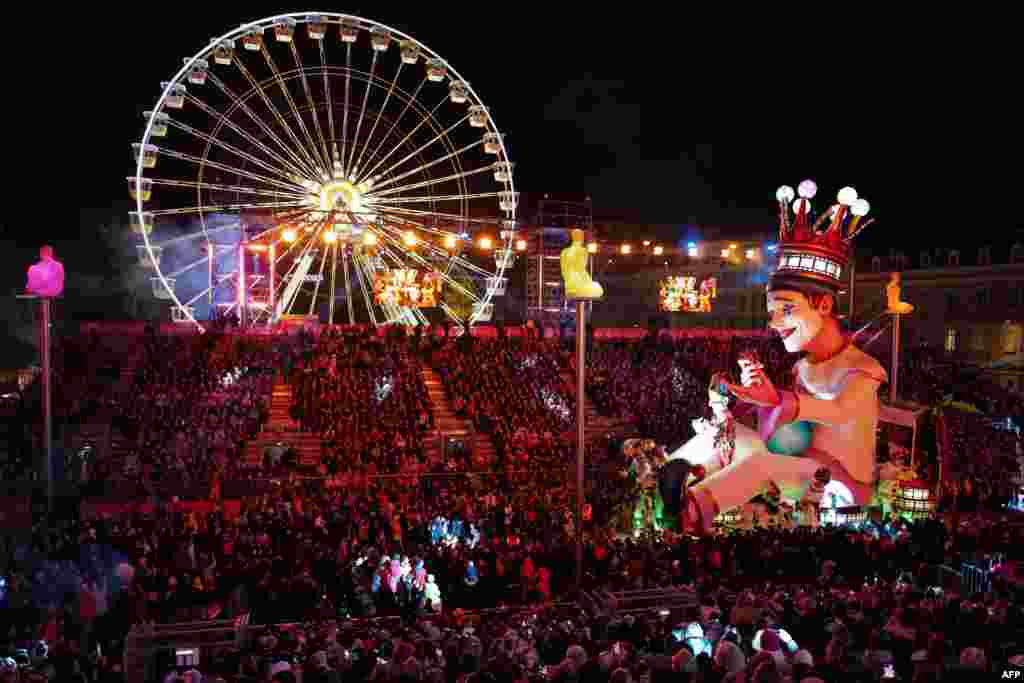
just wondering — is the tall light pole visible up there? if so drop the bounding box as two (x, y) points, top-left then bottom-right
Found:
(560, 228), (603, 598)
(24, 245), (64, 523)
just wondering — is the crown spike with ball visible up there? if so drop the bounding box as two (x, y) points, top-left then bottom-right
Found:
(772, 179), (875, 291)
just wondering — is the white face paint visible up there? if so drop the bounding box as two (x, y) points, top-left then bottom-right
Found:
(767, 290), (824, 353)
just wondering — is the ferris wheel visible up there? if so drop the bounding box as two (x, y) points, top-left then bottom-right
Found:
(130, 12), (518, 331)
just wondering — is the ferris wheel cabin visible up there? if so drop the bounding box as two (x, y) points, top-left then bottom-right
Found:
(468, 105), (488, 128)
(159, 82), (187, 109)
(306, 16), (327, 40)
(142, 111), (170, 137)
(130, 212), (154, 236)
(127, 177), (153, 202)
(400, 40), (421, 64)
(151, 277), (175, 299)
(136, 245), (162, 269)
(185, 58), (209, 86)
(483, 132), (502, 155)
(449, 81), (469, 104)
(426, 59), (447, 82)
(370, 27), (391, 52)
(132, 144), (159, 169)
(211, 39), (234, 65)
(273, 18), (297, 43)
(340, 19), (359, 43)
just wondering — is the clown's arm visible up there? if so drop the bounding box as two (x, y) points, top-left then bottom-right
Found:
(729, 369), (884, 440)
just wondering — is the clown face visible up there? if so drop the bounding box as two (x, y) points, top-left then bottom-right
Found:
(767, 290), (825, 353)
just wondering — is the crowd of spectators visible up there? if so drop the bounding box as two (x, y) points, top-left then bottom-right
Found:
(87, 333), (273, 489)
(287, 327), (437, 477)
(6, 502), (1024, 683)
(3, 326), (1024, 683)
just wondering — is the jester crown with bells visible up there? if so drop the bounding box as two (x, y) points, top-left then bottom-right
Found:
(770, 180), (874, 296)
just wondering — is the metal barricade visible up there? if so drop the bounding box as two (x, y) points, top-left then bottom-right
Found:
(961, 562), (991, 597)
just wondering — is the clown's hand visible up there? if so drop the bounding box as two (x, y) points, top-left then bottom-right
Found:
(724, 374), (781, 408)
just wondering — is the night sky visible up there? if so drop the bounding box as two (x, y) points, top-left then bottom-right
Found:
(2, 6), (1017, 361)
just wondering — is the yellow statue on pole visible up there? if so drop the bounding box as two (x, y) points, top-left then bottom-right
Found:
(886, 272), (914, 315)
(560, 229), (604, 300)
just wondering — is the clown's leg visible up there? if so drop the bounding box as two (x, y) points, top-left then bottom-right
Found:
(684, 451), (823, 534)
(796, 448), (875, 526)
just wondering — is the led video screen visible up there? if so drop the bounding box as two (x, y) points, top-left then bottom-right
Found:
(658, 275), (717, 312)
(373, 269), (443, 308)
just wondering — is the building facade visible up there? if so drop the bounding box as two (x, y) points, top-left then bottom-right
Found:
(851, 239), (1024, 369)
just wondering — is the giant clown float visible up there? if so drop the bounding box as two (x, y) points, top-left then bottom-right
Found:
(656, 180), (887, 535)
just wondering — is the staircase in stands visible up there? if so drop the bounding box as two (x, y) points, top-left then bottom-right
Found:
(560, 370), (634, 444)
(420, 366), (493, 468)
(243, 378), (324, 470)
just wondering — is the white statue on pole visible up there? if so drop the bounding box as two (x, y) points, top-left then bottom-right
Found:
(671, 182), (886, 535)
(26, 245), (64, 298)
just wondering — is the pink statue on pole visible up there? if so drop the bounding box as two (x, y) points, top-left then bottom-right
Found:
(26, 245), (64, 298)
(675, 182), (886, 534)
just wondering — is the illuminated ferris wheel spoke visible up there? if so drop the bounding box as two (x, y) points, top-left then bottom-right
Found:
(233, 57), (323, 178)
(367, 110), (469, 186)
(149, 178), (305, 201)
(166, 254), (215, 279)
(288, 42), (332, 173)
(373, 191), (502, 206)
(339, 42), (354, 175)
(373, 226), (479, 302)
(205, 71), (319, 181)
(346, 50), (380, 178)
(147, 201), (307, 216)
(328, 242), (339, 325)
(149, 225), (238, 250)
(162, 115), (308, 186)
(308, 241), (331, 316)
(440, 302), (464, 326)
(153, 145), (307, 193)
(352, 251), (379, 326)
(356, 77), (426, 186)
(341, 249), (355, 324)
(358, 95), (449, 183)
(364, 139), (482, 195)
(316, 41), (338, 167)
(260, 44), (330, 174)
(351, 58), (403, 179)
(183, 95), (315, 183)
(372, 205), (505, 228)
(369, 160), (489, 198)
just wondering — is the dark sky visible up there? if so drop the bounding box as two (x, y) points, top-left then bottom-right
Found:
(2, 6), (1018, 355)
(58, 6), (1017, 248)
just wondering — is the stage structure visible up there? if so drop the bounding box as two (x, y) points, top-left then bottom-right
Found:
(130, 13), (516, 330)
(527, 197), (595, 320)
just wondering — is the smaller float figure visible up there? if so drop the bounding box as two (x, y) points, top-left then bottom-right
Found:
(620, 438), (667, 534)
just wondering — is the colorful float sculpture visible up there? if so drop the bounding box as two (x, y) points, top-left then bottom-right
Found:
(667, 181), (886, 535)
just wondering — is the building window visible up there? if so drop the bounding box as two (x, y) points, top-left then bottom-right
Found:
(979, 246), (991, 266)
(1013, 244), (1024, 264)
(920, 252), (931, 269)
(871, 256), (881, 272)
(948, 250), (960, 267)
(945, 328), (958, 352)
(976, 287), (992, 307)
(946, 292), (958, 312)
